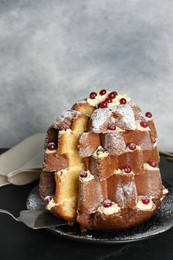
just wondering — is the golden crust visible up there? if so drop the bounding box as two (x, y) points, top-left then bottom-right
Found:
(77, 206), (157, 232)
(72, 101), (95, 116)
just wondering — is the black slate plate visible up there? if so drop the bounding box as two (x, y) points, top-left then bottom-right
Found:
(26, 181), (173, 244)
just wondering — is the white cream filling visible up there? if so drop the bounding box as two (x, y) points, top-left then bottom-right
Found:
(46, 149), (56, 154)
(55, 169), (68, 175)
(145, 117), (152, 122)
(106, 102), (118, 108)
(98, 202), (120, 215)
(160, 188), (169, 201)
(79, 170), (94, 182)
(163, 187), (169, 195)
(87, 91), (131, 108)
(87, 91), (109, 106)
(144, 163), (159, 171)
(59, 129), (72, 134)
(114, 93), (131, 103)
(136, 196), (153, 211)
(92, 146), (109, 159)
(115, 168), (135, 175)
(46, 198), (57, 210)
(107, 94), (131, 107)
(153, 142), (157, 148)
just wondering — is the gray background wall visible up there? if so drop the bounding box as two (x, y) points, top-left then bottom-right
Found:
(0, 0), (173, 151)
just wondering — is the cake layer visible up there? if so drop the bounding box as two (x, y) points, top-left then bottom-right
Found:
(118, 148), (144, 174)
(142, 145), (160, 163)
(77, 171), (104, 214)
(148, 120), (157, 138)
(39, 171), (55, 200)
(54, 167), (84, 221)
(43, 152), (68, 172)
(78, 132), (101, 158)
(86, 205), (156, 231)
(122, 130), (153, 151)
(107, 171), (137, 208)
(134, 167), (162, 202)
(88, 149), (118, 180)
(44, 127), (58, 149)
(100, 131), (126, 155)
(72, 101), (95, 116)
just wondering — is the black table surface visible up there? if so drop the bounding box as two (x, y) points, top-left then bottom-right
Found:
(0, 149), (173, 260)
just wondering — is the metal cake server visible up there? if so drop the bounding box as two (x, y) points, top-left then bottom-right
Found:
(0, 209), (67, 229)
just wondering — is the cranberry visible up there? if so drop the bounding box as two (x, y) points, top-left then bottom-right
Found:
(145, 112), (152, 118)
(140, 121), (148, 128)
(124, 165), (132, 173)
(108, 124), (116, 130)
(148, 160), (157, 168)
(103, 199), (113, 207)
(99, 89), (107, 95)
(128, 143), (136, 151)
(109, 91), (117, 99)
(98, 101), (108, 108)
(47, 142), (57, 150)
(44, 195), (52, 205)
(80, 171), (88, 178)
(142, 196), (150, 205)
(89, 92), (97, 99)
(59, 125), (67, 131)
(120, 98), (127, 104)
(105, 97), (112, 103)
(151, 137), (156, 143)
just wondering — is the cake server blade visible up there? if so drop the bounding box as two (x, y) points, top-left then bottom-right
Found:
(0, 209), (67, 229)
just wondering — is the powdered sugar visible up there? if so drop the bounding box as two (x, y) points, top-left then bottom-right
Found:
(111, 104), (136, 130)
(116, 182), (137, 208)
(90, 108), (112, 133)
(90, 104), (136, 133)
(53, 110), (82, 130)
(129, 101), (145, 120)
(103, 132), (126, 155)
(56, 110), (82, 122)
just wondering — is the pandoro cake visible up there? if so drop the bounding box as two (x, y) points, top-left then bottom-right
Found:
(39, 89), (168, 232)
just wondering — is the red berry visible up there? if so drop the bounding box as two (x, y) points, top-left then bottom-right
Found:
(59, 125), (67, 131)
(89, 92), (97, 99)
(109, 91), (117, 99)
(128, 143), (136, 151)
(103, 199), (112, 207)
(140, 121), (148, 128)
(105, 97), (112, 103)
(124, 165), (132, 173)
(142, 196), (150, 205)
(99, 89), (107, 95)
(108, 124), (116, 130)
(120, 98), (126, 104)
(151, 137), (156, 143)
(47, 142), (57, 150)
(98, 101), (108, 108)
(148, 160), (157, 168)
(44, 196), (52, 205)
(80, 171), (88, 178)
(145, 112), (152, 118)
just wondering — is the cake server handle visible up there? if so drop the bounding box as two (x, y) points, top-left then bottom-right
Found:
(0, 209), (67, 229)
(0, 209), (19, 221)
